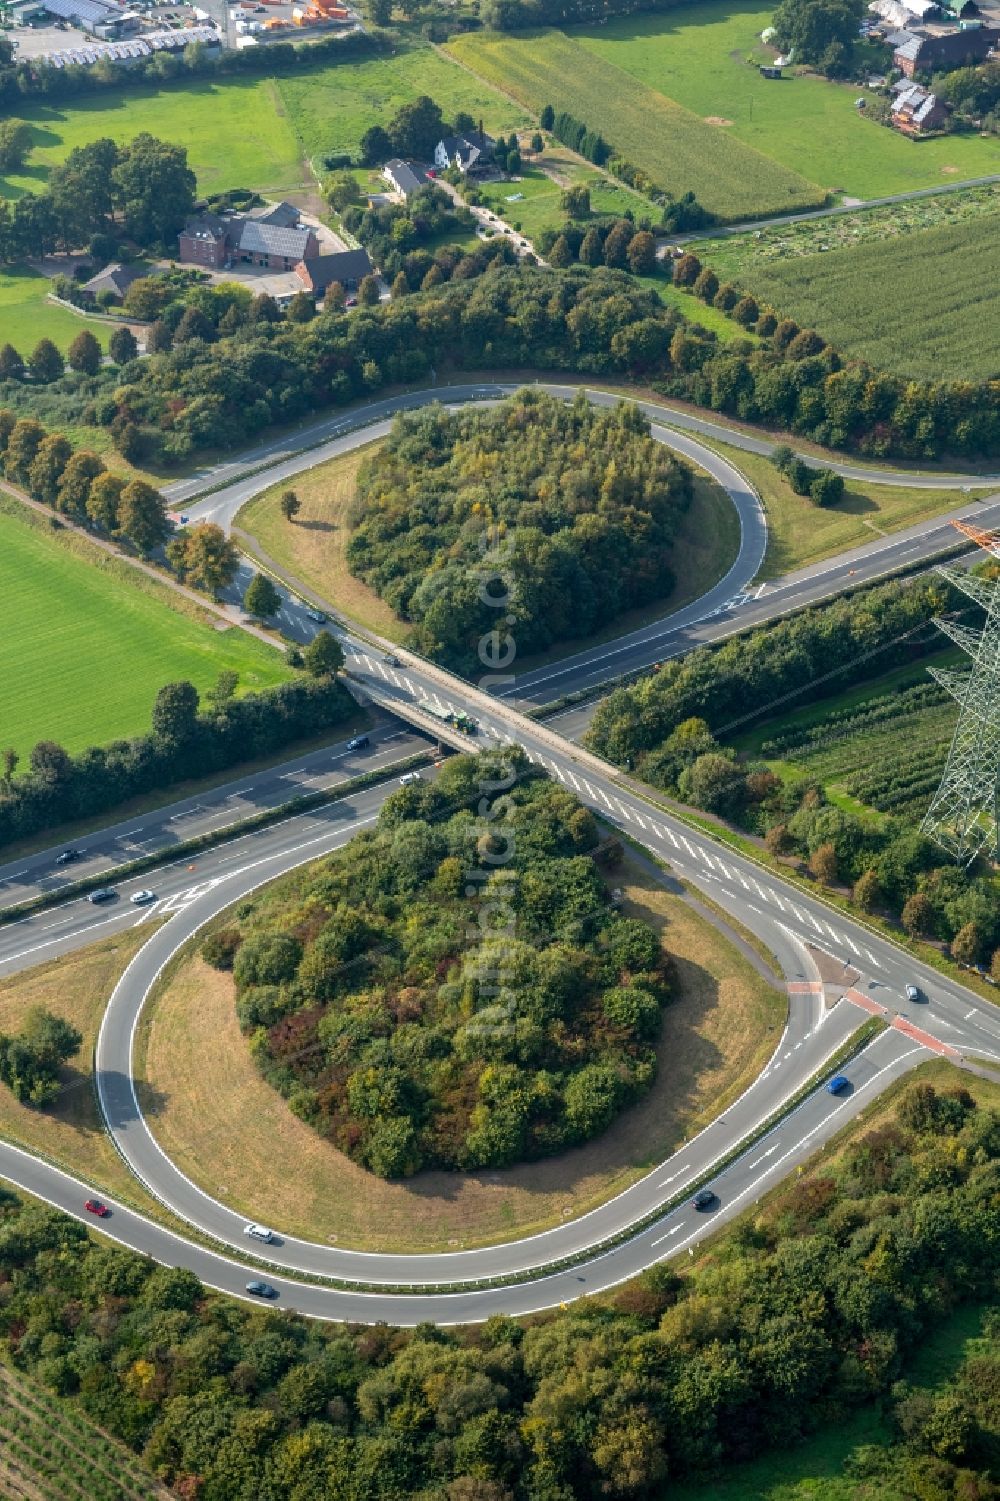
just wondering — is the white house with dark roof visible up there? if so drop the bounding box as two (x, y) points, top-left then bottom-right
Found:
(382, 159), (428, 199)
(433, 130), (495, 174)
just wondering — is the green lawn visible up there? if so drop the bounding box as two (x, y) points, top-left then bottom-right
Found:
(0, 499), (293, 759)
(747, 211), (1000, 381)
(573, 2), (1000, 201)
(447, 28), (826, 223)
(0, 265), (111, 354)
(1, 76), (306, 200)
(276, 35), (529, 165)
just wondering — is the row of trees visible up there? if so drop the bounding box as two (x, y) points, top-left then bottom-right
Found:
(0, 25), (382, 109)
(0, 1076), (996, 1497)
(217, 751), (668, 1176)
(0, 675), (354, 849)
(539, 217), (657, 274)
(346, 388), (693, 673)
(0, 326), (136, 387)
(0, 408), (168, 554)
(359, 94), (461, 167)
(0, 134), (196, 263)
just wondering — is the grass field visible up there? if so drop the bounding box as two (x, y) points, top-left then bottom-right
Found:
(574, 1), (1000, 201)
(0, 266), (111, 354)
(747, 212), (1000, 382)
(691, 437), (993, 576)
(2, 77), (306, 200)
(136, 850), (785, 1252)
(0, 498), (292, 758)
(447, 28), (826, 223)
(0, 1361), (171, 1501)
(237, 441), (741, 670)
(276, 34), (528, 165)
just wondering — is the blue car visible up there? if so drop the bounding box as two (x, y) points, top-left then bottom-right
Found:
(826, 1075), (850, 1095)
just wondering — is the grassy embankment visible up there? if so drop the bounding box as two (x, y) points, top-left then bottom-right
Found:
(134, 849), (786, 1252)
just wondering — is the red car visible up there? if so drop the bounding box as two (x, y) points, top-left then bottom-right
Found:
(84, 1199), (110, 1218)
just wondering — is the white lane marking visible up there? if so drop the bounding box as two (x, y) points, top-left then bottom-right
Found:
(843, 935), (860, 955)
(566, 772), (581, 791)
(631, 808), (646, 828)
(966, 1008), (978, 1020)
(0, 908), (139, 966)
(650, 1225), (683, 1248)
(680, 836), (698, 858)
(745, 1145), (779, 1170)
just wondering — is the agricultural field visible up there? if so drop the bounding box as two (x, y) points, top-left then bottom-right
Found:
(0, 1361), (170, 1501)
(447, 28), (826, 223)
(574, 1), (1000, 201)
(744, 212), (1000, 381)
(2, 76), (306, 200)
(688, 182), (1000, 281)
(734, 657), (960, 822)
(275, 35), (528, 165)
(0, 498), (292, 760)
(0, 266), (111, 355)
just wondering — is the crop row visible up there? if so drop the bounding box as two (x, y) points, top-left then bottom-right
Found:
(1, 1380), (163, 1501)
(760, 682), (949, 757)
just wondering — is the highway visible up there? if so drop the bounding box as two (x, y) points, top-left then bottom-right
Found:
(0, 387), (998, 1322)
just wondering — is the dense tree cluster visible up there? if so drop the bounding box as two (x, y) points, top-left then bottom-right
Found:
(0, 134), (195, 262)
(0, 675), (354, 851)
(0, 1078), (996, 1498)
(344, 389), (692, 672)
(771, 0), (867, 77)
(212, 754), (669, 1176)
(0, 1006), (81, 1107)
(341, 184), (478, 273)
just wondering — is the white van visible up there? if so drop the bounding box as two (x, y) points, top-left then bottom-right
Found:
(244, 1222), (274, 1243)
(399, 772), (422, 786)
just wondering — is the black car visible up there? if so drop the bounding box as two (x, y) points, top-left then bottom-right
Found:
(347, 736), (370, 752)
(691, 1189), (718, 1211)
(56, 849), (83, 866)
(87, 888), (117, 905)
(245, 1281), (278, 1299)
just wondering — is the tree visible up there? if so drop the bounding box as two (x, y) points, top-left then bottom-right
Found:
(1, 748), (17, 784)
(693, 266), (719, 302)
(303, 630), (345, 677)
(243, 573), (281, 620)
(55, 450), (104, 519)
(280, 489), (301, 522)
(809, 841), (838, 885)
(67, 329), (102, 375)
(713, 282), (740, 312)
(116, 479), (167, 554)
(733, 294), (759, 327)
(366, 0), (391, 23)
(85, 471), (124, 532)
(122, 277), (172, 322)
(772, 0), (863, 75)
(673, 252), (702, 287)
(901, 891), (934, 939)
(560, 184), (590, 218)
(360, 124), (393, 167)
(787, 328), (826, 359)
(359, 273), (381, 306)
(951, 921), (986, 967)
(530, 131), (544, 153)
(391, 270), (409, 299)
(173, 305), (214, 345)
(853, 869), (881, 913)
(765, 822), (792, 856)
(27, 433), (72, 505)
(108, 325), (138, 365)
(679, 753), (747, 819)
(603, 221), (632, 269)
(327, 171), (361, 214)
(166, 521), (239, 595)
(547, 234), (573, 269)
(3, 418), (45, 485)
(151, 681), (200, 743)
(0, 343), (24, 380)
(0, 120), (33, 174)
(0, 1005), (82, 1107)
(286, 291), (315, 323)
(540, 105), (555, 130)
(111, 133), (196, 246)
(991, 948), (1000, 984)
(507, 148), (521, 175)
(626, 230), (656, 275)
(810, 469), (845, 508)
(388, 96), (444, 159)
(579, 226), (603, 267)
(30, 338), (63, 385)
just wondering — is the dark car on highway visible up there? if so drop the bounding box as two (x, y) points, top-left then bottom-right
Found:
(691, 1189), (717, 1211)
(87, 888), (117, 905)
(347, 736), (370, 751)
(826, 1074), (851, 1095)
(245, 1281), (278, 1299)
(56, 849), (83, 866)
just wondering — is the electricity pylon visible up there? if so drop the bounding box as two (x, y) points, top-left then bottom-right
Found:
(921, 522), (1000, 866)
